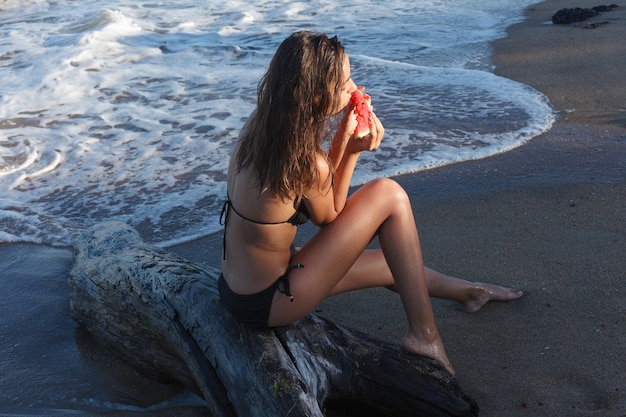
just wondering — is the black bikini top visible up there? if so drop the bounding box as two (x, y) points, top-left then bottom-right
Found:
(220, 195), (310, 226)
(220, 194), (310, 259)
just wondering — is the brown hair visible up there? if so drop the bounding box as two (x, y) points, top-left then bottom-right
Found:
(237, 31), (345, 201)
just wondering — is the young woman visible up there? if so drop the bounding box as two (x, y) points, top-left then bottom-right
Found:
(219, 31), (522, 376)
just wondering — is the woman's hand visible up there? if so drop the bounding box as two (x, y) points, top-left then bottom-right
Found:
(345, 93), (384, 155)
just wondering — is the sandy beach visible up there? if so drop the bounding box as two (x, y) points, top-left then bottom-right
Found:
(172, 1), (626, 415)
(1, 0), (625, 415)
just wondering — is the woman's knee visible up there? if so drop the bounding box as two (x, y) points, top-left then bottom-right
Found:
(367, 178), (411, 209)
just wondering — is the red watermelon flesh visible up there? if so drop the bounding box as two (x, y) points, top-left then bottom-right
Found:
(350, 89), (371, 139)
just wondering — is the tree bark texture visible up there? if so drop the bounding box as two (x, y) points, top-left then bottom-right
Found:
(69, 221), (479, 417)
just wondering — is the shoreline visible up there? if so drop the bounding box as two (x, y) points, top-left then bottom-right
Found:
(170, 1), (626, 415)
(492, 0), (626, 128)
(168, 120), (626, 270)
(2, 1), (625, 416)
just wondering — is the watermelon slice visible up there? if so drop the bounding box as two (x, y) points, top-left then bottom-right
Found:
(350, 89), (371, 139)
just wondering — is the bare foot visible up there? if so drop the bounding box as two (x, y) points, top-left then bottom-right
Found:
(402, 333), (455, 377)
(463, 283), (523, 313)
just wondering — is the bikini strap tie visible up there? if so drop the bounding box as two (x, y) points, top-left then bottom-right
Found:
(277, 264), (304, 302)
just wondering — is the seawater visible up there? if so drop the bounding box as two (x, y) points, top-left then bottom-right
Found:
(0, 0), (554, 248)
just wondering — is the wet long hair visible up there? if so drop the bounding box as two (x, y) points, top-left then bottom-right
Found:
(237, 31), (345, 201)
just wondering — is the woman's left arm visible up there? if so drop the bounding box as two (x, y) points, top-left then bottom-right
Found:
(305, 105), (384, 225)
(329, 103), (384, 209)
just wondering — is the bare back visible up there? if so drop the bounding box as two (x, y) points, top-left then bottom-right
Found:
(221, 139), (300, 294)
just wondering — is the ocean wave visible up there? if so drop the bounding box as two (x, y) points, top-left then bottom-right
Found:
(0, 0), (553, 247)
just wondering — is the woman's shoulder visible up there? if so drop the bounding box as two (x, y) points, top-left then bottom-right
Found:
(313, 152), (332, 189)
(314, 151), (330, 172)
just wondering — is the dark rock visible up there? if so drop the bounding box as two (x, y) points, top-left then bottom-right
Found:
(552, 7), (598, 24)
(592, 4), (618, 12)
(552, 4), (618, 24)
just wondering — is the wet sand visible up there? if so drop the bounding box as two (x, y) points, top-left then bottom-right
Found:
(2, 0), (625, 415)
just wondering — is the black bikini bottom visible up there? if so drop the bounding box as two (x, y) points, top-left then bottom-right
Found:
(217, 264), (302, 328)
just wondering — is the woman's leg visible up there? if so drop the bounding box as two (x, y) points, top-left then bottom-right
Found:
(330, 253), (523, 312)
(421, 268), (523, 313)
(268, 178), (454, 375)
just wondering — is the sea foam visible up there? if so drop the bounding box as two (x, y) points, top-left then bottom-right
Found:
(0, 0), (553, 247)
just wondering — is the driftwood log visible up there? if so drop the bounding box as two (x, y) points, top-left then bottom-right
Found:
(69, 221), (478, 417)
